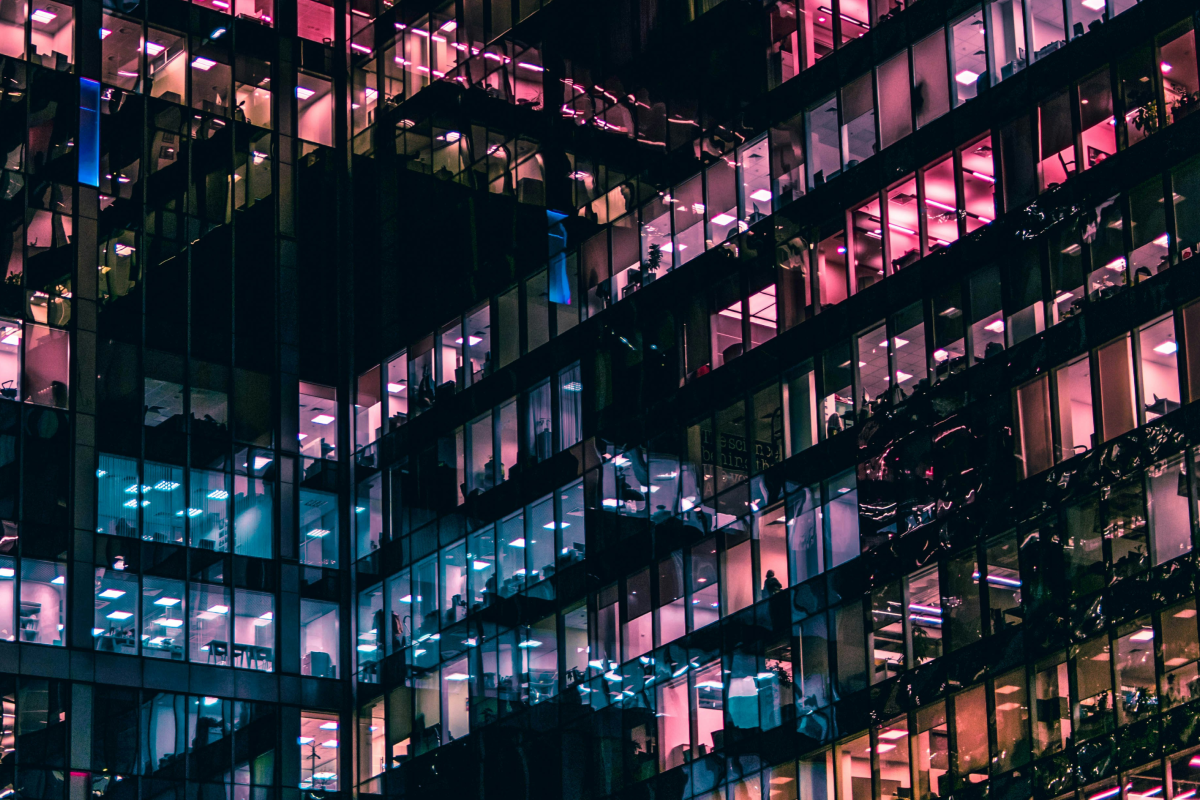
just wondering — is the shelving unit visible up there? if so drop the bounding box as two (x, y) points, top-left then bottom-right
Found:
(19, 602), (40, 643)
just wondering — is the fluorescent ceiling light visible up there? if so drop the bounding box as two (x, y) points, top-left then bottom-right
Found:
(207, 605), (229, 614)
(296, 87), (315, 100)
(145, 42), (165, 55)
(386, 383), (404, 393)
(954, 69), (980, 85)
(52, 576), (65, 585)
(508, 537), (526, 548)
(1081, 0), (1105, 10)
(160, 618), (183, 627)
(154, 597), (181, 607)
(312, 414), (335, 424)
(106, 611), (133, 621)
(191, 57), (217, 70)
(207, 489), (229, 500)
(984, 319), (1005, 333)
(31, 9), (56, 23)
(749, 188), (772, 202)
(711, 213), (736, 226)
(100, 28), (111, 38)
(439, 19), (457, 31)
(319, 722), (338, 730)
(1154, 341), (1178, 355)
(98, 589), (126, 599)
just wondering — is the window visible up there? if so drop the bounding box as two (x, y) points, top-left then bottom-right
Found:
(1038, 91), (1076, 191)
(558, 363), (582, 450)
(190, 49), (231, 118)
(984, 532), (1022, 632)
(1115, 618), (1157, 725)
(657, 672), (689, 770)
(722, 527), (753, 615)
(234, 471), (273, 559)
(190, 469), (230, 551)
(951, 685), (988, 784)
(1120, 48), (1159, 148)
(1138, 315), (1180, 422)
(1049, 224), (1086, 323)
(1072, 636), (1113, 741)
(842, 74), (876, 167)
(143, 462), (184, 544)
(922, 154), (959, 249)
(1029, 0), (1066, 60)
(525, 380), (552, 465)
(913, 30), (950, 129)
(465, 302), (492, 383)
(1054, 355), (1093, 460)
(297, 72), (334, 146)
(190, 583), (231, 664)
(1162, 24), (1200, 128)
(498, 399), (518, 484)
(300, 599), (339, 678)
(988, 0), (1027, 84)
(299, 382), (337, 460)
(355, 473), (383, 559)
(1147, 454), (1191, 565)
(878, 52), (912, 149)
(233, 590), (274, 671)
(526, 495), (555, 585)
(914, 702), (949, 797)
(141, 576), (185, 659)
(496, 287), (520, 367)
(960, 135), (995, 232)
(1130, 178), (1169, 280)
(908, 565), (943, 664)
(968, 265), (1004, 362)
(355, 367), (382, 449)
(1159, 599), (1199, 707)
(93, 568), (138, 654)
(850, 196), (884, 290)
(525, 271), (550, 351)
(386, 351), (408, 429)
(821, 341), (854, 438)
(800, 0), (834, 67)
(1097, 334), (1137, 441)
(24, 324), (67, 408)
(870, 580), (905, 680)
(807, 95), (840, 187)
(885, 176), (921, 270)
(950, 10), (987, 106)
(299, 488), (338, 567)
(991, 667), (1031, 770)
(892, 302), (926, 399)
(1016, 377), (1053, 479)
(235, 56), (273, 128)
(29, 1), (72, 69)
(1079, 68), (1116, 170)
(300, 712), (338, 791)
(932, 285), (966, 379)
(623, 568), (652, 659)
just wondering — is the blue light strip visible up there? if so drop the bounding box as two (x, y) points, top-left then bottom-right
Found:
(78, 78), (100, 187)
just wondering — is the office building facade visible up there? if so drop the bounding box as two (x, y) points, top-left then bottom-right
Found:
(2, 0), (1200, 797)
